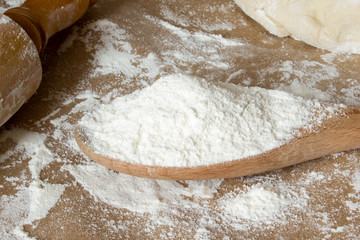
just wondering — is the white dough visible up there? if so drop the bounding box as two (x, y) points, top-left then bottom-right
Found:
(234, 0), (360, 54)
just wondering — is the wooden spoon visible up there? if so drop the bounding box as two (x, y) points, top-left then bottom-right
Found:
(0, 0), (98, 126)
(75, 106), (360, 180)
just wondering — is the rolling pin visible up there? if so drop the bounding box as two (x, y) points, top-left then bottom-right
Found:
(0, 0), (98, 127)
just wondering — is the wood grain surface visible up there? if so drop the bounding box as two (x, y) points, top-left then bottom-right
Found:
(0, 0), (359, 239)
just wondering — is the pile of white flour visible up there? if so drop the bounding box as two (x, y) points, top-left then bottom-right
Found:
(1, 1), (359, 238)
(79, 74), (336, 167)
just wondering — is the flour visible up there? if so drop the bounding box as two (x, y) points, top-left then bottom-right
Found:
(0, 0), (359, 239)
(0, 15), (9, 24)
(0, 187), (30, 239)
(62, 163), (222, 216)
(59, 19), (161, 85)
(159, 2), (239, 31)
(27, 181), (65, 223)
(0, 0), (24, 12)
(345, 169), (360, 211)
(63, 161), (310, 232)
(157, 18), (243, 47)
(219, 181), (307, 224)
(79, 73), (339, 167)
(258, 57), (360, 106)
(351, 170), (360, 193)
(152, 16), (246, 75)
(0, 129), (66, 238)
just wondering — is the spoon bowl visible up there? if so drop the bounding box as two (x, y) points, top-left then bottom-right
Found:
(75, 106), (360, 180)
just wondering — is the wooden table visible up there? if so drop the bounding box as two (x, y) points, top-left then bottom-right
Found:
(1, 0), (359, 239)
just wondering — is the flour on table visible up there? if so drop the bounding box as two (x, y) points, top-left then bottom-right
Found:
(159, 1), (240, 31)
(59, 19), (161, 82)
(219, 181), (308, 225)
(78, 74), (341, 167)
(0, 129), (66, 239)
(345, 169), (360, 211)
(0, 0), (24, 12)
(0, 0), (359, 238)
(62, 162), (222, 218)
(255, 56), (360, 107)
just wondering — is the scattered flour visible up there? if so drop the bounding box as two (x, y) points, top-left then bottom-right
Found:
(351, 170), (360, 193)
(59, 19), (161, 80)
(159, 2), (240, 31)
(62, 162), (221, 217)
(151, 16), (247, 76)
(79, 73), (340, 167)
(219, 181), (307, 224)
(346, 169), (360, 211)
(279, 79), (332, 102)
(0, 129), (66, 239)
(0, 0), (359, 239)
(63, 161), (310, 232)
(2, 84), (343, 239)
(156, 18), (243, 47)
(27, 181), (65, 223)
(60, 16), (248, 83)
(0, 0), (24, 13)
(254, 56), (360, 106)
(0, 187), (31, 239)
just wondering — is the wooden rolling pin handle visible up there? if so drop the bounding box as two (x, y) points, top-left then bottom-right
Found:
(4, 0), (98, 52)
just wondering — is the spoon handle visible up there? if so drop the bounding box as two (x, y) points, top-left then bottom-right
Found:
(4, 0), (98, 52)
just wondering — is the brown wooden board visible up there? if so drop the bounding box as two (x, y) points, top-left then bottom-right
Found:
(1, 0), (359, 239)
